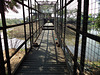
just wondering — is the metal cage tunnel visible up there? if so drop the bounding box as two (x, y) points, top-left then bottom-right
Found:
(0, 0), (100, 75)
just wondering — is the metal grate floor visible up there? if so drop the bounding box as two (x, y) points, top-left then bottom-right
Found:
(15, 29), (69, 75)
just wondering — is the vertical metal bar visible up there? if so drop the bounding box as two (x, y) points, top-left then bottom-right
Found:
(57, 1), (58, 39)
(0, 35), (6, 75)
(0, 0), (11, 74)
(55, 3), (57, 34)
(28, 0), (32, 47)
(58, 0), (61, 43)
(60, 0), (62, 45)
(30, 0), (33, 44)
(54, 4), (56, 31)
(64, 0), (67, 55)
(55, 4), (56, 33)
(54, 4), (55, 31)
(35, 2), (37, 37)
(73, 0), (82, 74)
(61, 0), (63, 47)
(37, 4), (38, 36)
(80, 0), (89, 73)
(22, 0), (27, 54)
(38, 4), (40, 34)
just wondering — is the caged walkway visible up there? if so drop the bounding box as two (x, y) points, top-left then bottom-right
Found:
(15, 23), (69, 75)
(1, 0), (100, 75)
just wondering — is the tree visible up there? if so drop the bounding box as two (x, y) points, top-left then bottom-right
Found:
(0, 0), (26, 13)
(67, 9), (77, 25)
(95, 13), (100, 29)
(4, 0), (21, 13)
(88, 14), (96, 25)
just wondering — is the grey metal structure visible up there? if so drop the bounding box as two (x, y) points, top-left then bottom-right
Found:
(0, 0), (100, 75)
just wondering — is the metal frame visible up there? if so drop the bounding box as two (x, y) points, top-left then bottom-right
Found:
(0, 0), (11, 74)
(73, 0), (82, 74)
(30, 0), (34, 44)
(80, 0), (89, 73)
(55, 0), (90, 74)
(0, 0), (44, 75)
(64, 0), (67, 56)
(0, 35), (6, 75)
(28, 0), (32, 47)
(22, 0), (27, 54)
(0, 0), (99, 75)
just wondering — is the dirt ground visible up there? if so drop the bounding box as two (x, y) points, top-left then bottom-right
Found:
(3, 48), (25, 73)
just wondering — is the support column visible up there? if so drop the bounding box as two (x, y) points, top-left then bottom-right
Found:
(35, 2), (37, 37)
(30, 0), (33, 44)
(38, 4), (40, 34)
(0, 0), (11, 74)
(28, 0), (32, 47)
(54, 4), (56, 31)
(80, 0), (89, 74)
(61, 0), (63, 47)
(22, 0), (27, 54)
(64, 0), (67, 55)
(73, 0), (82, 74)
(0, 35), (6, 75)
(57, 1), (59, 39)
(60, 0), (62, 45)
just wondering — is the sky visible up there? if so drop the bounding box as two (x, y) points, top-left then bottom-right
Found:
(0, 0), (57, 19)
(0, 0), (99, 19)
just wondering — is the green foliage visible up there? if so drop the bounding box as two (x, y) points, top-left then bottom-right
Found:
(6, 18), (23, 25)
(25, 16), (36, 22)
(40, 5), (53, 13)
(4, 0), (21, 13)
(95, 13), (100, 29)
(88, 14), (95, 25)
(2, 0), (26, 13)
(0, 18), (23, 26)
(0, 20), (2, 27)
(67, 9), (77, 24)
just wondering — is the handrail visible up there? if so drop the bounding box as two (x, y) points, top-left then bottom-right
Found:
(4, 25), (43, 64)
(0, 19), (43, 30)
(67, 26), (100, 42)
(65, 44), (82, 73)
(66, 26), (100, 73)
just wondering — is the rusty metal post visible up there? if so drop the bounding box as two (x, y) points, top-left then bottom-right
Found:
(73, 0), (82, 74)
(80, 0), (89, 73)
(30, 0), (34, 44)
(22, 0), (27, 54)
(61, 0), (63, 48)
(0, 0), (11, 75)
(57, 1), (58, 39)
(28, 0), (32, 47)
(54, 4), (56, 31)
(0, 35), (6, 75)
(64, 0), (67, 55)
(38, 4), (40, 34)
(35, 2), (37, 37)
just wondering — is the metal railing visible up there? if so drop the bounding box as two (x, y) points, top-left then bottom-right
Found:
(0, 0), (44, 75)
(54, 0), (100, 75)
(0, 0), (100, 75)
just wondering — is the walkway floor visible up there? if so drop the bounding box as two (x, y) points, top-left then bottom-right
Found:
(15, 24), (69, 75)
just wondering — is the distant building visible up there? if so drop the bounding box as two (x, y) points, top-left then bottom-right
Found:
(98, 0), (100, 12)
